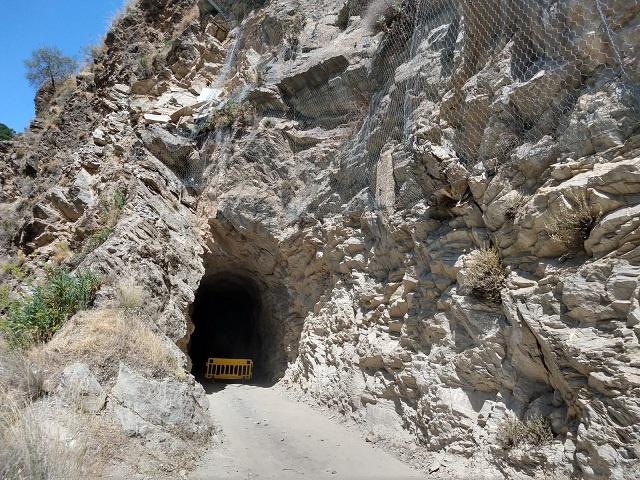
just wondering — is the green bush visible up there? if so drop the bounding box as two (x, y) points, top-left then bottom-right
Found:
(113, 190), (127, 211)
(0, 123), (15, 141)
(0, 268), (100, 346)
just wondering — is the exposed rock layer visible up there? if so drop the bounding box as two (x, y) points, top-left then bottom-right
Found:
(1, 0), (639, 478)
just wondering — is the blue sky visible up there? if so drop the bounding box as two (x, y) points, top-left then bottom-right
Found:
(0, 0), (126, 132)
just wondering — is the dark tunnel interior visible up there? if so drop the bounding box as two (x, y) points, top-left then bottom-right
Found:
(188, 273), (265, 382)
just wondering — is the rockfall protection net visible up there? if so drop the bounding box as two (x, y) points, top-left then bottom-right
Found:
(170, 0), (640, 220)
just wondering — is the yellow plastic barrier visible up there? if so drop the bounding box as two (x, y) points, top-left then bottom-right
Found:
(205, 358), (253, 381)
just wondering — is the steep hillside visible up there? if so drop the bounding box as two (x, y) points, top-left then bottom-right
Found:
(1, 0), (639, 478)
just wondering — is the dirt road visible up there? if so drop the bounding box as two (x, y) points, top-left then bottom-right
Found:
(190, 383), (424, 480)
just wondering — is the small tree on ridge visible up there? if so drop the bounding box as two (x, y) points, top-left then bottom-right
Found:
(24, 47), (78, 91)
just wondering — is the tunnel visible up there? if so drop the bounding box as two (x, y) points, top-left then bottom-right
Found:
(188, 272), (278, 384)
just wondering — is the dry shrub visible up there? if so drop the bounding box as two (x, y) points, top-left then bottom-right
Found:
(115, 277), (145, 312)
(465, 247), (507, 303)
(35, 309), (181, 382)
(504, 192), (529, 220)
(497, 415), (554, 449)
(81, 42), (106, 66)
(109, 0), (139, 28)
(546, 194), (600, 251)
(364, 0), (403, 32)
(175, 4), (201, 33)
(203, 101), (256, 131)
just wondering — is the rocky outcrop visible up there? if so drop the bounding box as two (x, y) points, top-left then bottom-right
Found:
(1, 0), (639, 478)
(110, 363), (211, 439)
(57, 362), (107, 413)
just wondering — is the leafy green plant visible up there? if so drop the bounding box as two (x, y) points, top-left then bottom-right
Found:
(0, 268), (100, 346)
(497, 415), (553, 449)
(9, 265), (26, 281)
(465, 247), (507, 303)
(113, 190), (127, 211)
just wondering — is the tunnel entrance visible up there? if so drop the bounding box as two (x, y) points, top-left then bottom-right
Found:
(188, 273), (270, 383)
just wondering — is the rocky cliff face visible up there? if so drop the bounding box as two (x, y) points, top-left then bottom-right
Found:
(1, 0), (639, 478)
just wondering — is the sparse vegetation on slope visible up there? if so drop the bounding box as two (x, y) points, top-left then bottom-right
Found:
(0, 400), (89, 480)
(0, 340), (84, 480)
(546, 194), (600, 252)
(504, 192), (529, 220)
(36, 309), (182, 382)
(0, 268), (100, 346)
(0, 123), (15, 141)
(115, 277), (145, 313)
(365, 0), (404, 32)
(465, 247), (507, 303)
(202, 102), (256, 132)
(81, 190), (127, 254)
(0, 339), (42, 410)
(497, 415), (554, 449)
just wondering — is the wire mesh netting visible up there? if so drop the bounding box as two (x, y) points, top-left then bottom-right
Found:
(165, 0), (639, 221)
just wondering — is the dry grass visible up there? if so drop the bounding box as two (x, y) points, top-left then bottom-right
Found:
(33, 309), (182, 382)
(115, 277), (145, 312)
(465, 247), (507, 303)
(497, 415), (554, 449)
(109, 0), (139, 28)
(51, 240), (72, 265)
(0, 401), (89, 480)
(1, 341), (125, 479)
(545, 194), (600, 251)
(0, 342), (82, 479)
(0, 338), (43, 413)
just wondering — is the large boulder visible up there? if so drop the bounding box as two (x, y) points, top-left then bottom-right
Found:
(57, 362), (106, 414)
(110, 364), (211, 439)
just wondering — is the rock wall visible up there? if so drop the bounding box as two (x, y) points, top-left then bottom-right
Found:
(1, 0), (639, 478)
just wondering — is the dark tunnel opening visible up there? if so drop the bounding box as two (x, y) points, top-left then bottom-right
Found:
(188, 273), (272, 384)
